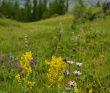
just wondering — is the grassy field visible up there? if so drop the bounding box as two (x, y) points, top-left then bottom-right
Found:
(0, 14), (110, 93)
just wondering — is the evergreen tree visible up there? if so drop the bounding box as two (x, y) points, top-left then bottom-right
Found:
(66, 0), (68, 11)
(24, 0), (32, 22)
(38, 0), (43, 20)
(97, 0), (101, 7)
(13, 1), (21, 21)
(58, 0), (66, 15)
(42, 0), (49, 19)
(32, 0), (38, 21)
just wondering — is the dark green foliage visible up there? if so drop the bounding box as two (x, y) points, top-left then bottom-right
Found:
(66, 0), (68, 11)
(24, 0), (32, 22)
(97, 1), (101, 7)
(0, 0), (68, 22)
(72, 0), (107, 29)
(32, 0), (38, 21)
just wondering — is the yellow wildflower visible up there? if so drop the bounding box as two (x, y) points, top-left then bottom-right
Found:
(74, 87), (79, 93)
(15, 74), (21, 83)
(89, 89), (93, 93)
(47, 56), (66, 83)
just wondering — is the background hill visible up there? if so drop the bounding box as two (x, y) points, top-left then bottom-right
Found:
(0, 0), (110, 11)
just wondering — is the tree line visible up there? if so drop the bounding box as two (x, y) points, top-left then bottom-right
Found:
(0, 0), (68, 22)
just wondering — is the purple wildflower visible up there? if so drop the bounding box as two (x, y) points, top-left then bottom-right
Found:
(30, 61), (35, 66)
(69, 81), (77, 87)
(54, 37), (56, 39)
(9, 56), (14, 60)
(25, 45), (28, 47)
(15, 62), (18, 68)
(1, 60), (4, 62)
(1, 65), (4, 68)
(35, 54), (38, 57)
(8, 61), (11, 64)
(67, 61), (74, 64)
(71, 55), (74, 58)
(78, 35), (81, 37)
(25, 38), (27, 40)
(99, 31), (101, 33)
(80, 28), (83, 31)
(72, 48), (76, 51)
(34, 30), (36, 32)
(58, 46), (61, 49)
(25, 41), (28, 43)
(34, 62), (37, 65)
(63, 58), (67, 62)
(76, 63), (82, 67)
(19, 72), (22, 74)
(9, 64), (12, 69)
(54, 56), (56, 58)
(66, 70), (69, 75)
(73, 70), (82, 75)
(15, 57), (18, 61)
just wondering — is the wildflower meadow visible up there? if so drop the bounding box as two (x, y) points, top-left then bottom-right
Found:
(0, 14), (110, 93)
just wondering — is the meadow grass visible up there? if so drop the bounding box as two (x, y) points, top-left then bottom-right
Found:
(0, 15), (110, 93)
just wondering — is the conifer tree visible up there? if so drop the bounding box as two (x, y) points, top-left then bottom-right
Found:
(24, 0), (32, 22)
(66, 0), (68, 11)
(38, 0), (43, 20)
(32, 0), (38, 21)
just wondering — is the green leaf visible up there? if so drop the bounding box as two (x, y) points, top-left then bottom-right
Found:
(70, 87), (75, 93)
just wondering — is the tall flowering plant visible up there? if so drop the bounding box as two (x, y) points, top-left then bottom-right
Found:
(15, 51), (35, 92)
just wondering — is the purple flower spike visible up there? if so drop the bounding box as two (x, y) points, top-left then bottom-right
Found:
(1, 60), (4, 62)
(9, 56), (14, 60)
(69, 81), (77, 87)
(76, 62), (82, 67)
(8, 61), (11, 64)
(73, 70), (82, 76)
(30, 61), (35, 66)
(54, 37), (56, 39)
(67, 61), (74, 64)
(34, 62), (37, 65)
(9, 64), (12, 69)
(15, 62), (18, 68)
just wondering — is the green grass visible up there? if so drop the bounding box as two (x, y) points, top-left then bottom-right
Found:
(0, 15), (110, 93)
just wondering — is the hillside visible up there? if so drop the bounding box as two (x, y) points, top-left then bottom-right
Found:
(0, 14), (110, 93)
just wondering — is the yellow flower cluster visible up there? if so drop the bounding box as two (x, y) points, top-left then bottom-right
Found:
(46, 56), (66, 83)
(74, 87), (79, 93)
(89, 89), (93, 93)
(20, 51), (33, 77)
(27, 81), (35, 90)
(15, 74), (21, 83)
(15, 51), (35, 91)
